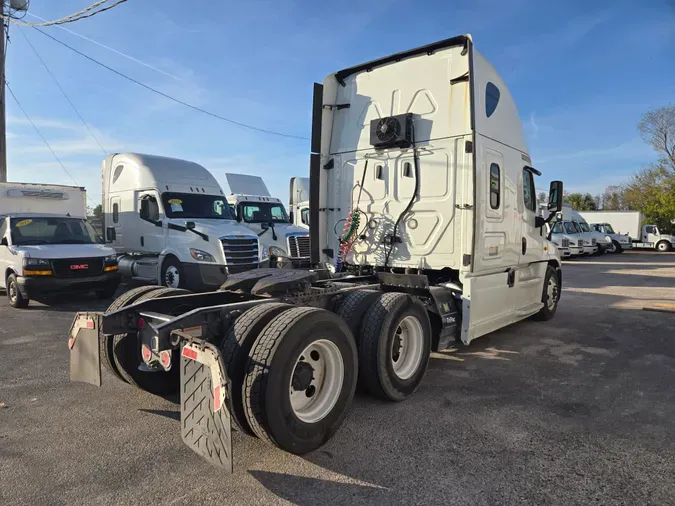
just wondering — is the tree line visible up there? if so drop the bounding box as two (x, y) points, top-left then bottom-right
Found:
(556, 105), (675, 232)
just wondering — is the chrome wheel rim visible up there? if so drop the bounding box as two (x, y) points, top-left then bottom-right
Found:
(8, 281), (17, 303)
(289, 339), (344, 424)
(546, 277), (558, 311)
(391, 316), (424, 380)
(165, 265), (180, 288)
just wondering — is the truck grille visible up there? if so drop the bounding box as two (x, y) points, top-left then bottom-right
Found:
(287, 235), (310, 259)
(561, 238), (570, 248)
(51, 258), (104, 277)
(220, 236), (259, 274)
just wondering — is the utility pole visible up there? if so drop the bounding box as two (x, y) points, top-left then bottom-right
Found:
(0, 1), (7, 182)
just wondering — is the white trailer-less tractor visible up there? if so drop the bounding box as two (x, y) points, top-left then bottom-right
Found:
(68, 35), (564, 471)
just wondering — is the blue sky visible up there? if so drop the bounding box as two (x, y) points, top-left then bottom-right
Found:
(5, 0), (675, 206)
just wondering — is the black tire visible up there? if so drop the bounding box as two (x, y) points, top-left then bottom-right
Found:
(161, 257), (185, 289)
(359, 293), (432, 402)
(220, 302), (292, 435)
(532, 266), (560, 321)
(6, 273), (29, 308)
(243, 307), (357, 454)
(335, 289), (381, 342)
(612, 241), (623, 253)
(102, 286), (165, 383)
(656, 241), (671, 253)
(112, 287), (189, 395)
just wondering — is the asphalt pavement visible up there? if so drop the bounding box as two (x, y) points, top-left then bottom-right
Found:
(1, 251), (674, 505)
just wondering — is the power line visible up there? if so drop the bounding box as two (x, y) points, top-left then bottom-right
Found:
(3, 0), (128, 27)
(6, 82), (97, 206)
(18, 27), (107, 156)
(25, 12), (181, 81)
(33, 27), (309, 141)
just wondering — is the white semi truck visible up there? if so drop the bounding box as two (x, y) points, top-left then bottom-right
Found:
(224, 173), (310, 268)
(102, 153), (266, 290)
(68, 35), (564, 472)
(0, 183), (120, 308)
(578, 210), (673, 252)
(289, 176), (310, 229)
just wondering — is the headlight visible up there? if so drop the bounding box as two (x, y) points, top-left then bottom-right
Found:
(269, 246), (287, 258)
(604, 236), (612, 244)
(23, 258), (50, 267)
(260, 248), (270, 260)
(190, 248), (216, 262)
(104, 254), (118, 265)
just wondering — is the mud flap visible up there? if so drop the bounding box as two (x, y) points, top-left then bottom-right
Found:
(68, 312), (103, 386)
(180, 339), (233, 472)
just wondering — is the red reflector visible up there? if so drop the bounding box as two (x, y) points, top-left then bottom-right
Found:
(141, 345), (152, 362)
(213, 385), (221, 412)
(182, 347), (198, 360)
(160, 350), (171, 368)
(85, 320), (95, 329)
(137, 318), (145, 329)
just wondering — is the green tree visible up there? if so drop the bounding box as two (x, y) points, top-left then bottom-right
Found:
(564, 192), (597, 211)
(601, 185), (625, 210)
(622, 165), (675, 231)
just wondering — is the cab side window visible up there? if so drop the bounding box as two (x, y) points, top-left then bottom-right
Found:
(646, 225), (656, 234)
(0, 218), (7, 244)
(552, 222), (563, 234)
(522, 169), (536, 212)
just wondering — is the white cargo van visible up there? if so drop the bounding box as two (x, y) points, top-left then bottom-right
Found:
(102, 154), (265, 290)
(224, 173), (310, 268)
(550, 221), (584, 256)
(289, 176), (310, 229)
(0, 183), (120, 308)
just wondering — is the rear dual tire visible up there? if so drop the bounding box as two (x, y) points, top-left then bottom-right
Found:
(358, 293), (432, 402)
(241, 307), (358, 454)
(106, 286), (190, 395)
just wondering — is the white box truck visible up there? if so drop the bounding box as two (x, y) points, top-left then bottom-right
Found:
(68, 34), (564, 472)
(289, 176), (310, 229)
(578, 210), (673, 252)
(0, 183), (120, 308)
(224, 173), (310, 268)
(101, 153), (266, 291)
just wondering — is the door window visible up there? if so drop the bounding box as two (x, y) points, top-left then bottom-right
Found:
(0, 218), (6, 243)
(522, 169), (536, 212)
(301, 208), (310, 225)
(552, 222), (563, 234)
(140, 196), (160, 222)
(645, 225), (656, 234)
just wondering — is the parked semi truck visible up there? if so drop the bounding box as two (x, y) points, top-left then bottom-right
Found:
(289, 176), (310, 229)
(578, 210), (673, 252)
(102, 153), (266, 290)
(0, 183), (120, 308)
(224, 173), (310, 268)
(69, 35), (564, 471)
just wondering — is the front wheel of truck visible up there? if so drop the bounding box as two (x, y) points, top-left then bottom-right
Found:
(7, 274), (29, 308)
(243, 307), (358, 454)
(532, 266), (560, 321)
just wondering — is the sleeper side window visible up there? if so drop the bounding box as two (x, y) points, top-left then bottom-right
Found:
(485, 82), (500, 118)
(489, 163), (500, 209)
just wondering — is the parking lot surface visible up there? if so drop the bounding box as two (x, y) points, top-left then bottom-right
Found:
(1, 251), (674, 505)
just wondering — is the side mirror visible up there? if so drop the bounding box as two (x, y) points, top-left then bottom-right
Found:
(556, 212), (563, 221)
(0, 237), (8, 246)
(289, 211), (294, 224)
(260, 222), (270, 230)
(185, 221), (196, 230)
(106, 227), (116, 242)
(535, 216), (546, 228)
(548, 181), (563, 212)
